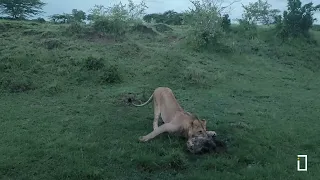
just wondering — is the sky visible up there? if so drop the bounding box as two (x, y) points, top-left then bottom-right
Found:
(41, 0), (320, 23)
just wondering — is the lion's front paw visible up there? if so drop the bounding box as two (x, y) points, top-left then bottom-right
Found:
(139, 136), (149, 142)
(207, 131), (217, 137)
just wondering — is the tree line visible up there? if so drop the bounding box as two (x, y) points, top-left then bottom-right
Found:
(1, 0), (320, 42)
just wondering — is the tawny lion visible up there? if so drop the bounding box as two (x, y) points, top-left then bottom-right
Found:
(130, 87), (215, 142)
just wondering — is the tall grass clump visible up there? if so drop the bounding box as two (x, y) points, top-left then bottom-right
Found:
(183, 0), (225, 51)
(182, 0), (240, 52)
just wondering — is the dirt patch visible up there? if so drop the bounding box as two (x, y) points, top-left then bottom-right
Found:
(118, 92), (143, 106)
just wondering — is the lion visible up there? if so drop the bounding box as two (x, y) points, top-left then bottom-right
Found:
(130, 87), (216, 142)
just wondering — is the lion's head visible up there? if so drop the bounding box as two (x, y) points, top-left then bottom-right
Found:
(188, 118), (207, 139)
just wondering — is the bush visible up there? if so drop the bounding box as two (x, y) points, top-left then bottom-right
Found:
(31, 17), (46, 23)
(83, 56), (105, 70)
(183, 0), (225, 51)
(241, 0), (280, 25)
(221, 14), (231, 32)
(99, 65), (122, 84)
(43, 80), (63, 96)
(87, 1), (147, 36)
(277, 0), (320, 38)
(235, 19), (258, 39)
(183, 65), (208, 85)
(143, 10), (183, 25)
(0, 76), (35, 93)
(153, 23), (173, 33)
(42, 38), (63, 50)
(130, 23), (157, 35)
(92, 17), (126, 36)
(66, 22), (88, 35)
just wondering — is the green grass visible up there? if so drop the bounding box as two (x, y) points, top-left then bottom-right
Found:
(0, 19), (320, 180)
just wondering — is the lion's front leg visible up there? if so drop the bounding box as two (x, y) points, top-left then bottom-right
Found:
(139, 123), (179, 142)
(206, 130), (217, 137)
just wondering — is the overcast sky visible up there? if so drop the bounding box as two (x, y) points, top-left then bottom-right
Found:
(42, 0), (320, 23)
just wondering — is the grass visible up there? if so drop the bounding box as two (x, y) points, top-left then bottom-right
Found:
(0, 19), (320, 180)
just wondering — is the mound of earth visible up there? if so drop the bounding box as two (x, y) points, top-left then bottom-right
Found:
(130, 24), (158, 35)
(153, 23), (173, 33)
(186, 131), (227, 154)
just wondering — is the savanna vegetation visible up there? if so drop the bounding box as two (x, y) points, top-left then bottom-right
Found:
(1, 0), (320, 179)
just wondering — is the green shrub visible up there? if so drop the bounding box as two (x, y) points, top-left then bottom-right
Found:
(0, 76), (35, 93)
(36, 17), (46, 23)
(43, 80), (63, 96)
(235, 19), (258, 40)
(143, 10), (183, 25)
(277, 0), (320, 38)
(66, 22), (88, 35)
(83, 56), (105, 70)
(42, 38), (63, 49)
(183, 0), (225, 51)
(93, 17), (126, 36)
(221, 14), (231, 32)
(99, 65), (122, 84)
(87, 1), (147, 36)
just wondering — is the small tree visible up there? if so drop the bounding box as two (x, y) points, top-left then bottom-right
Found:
(184, 0), (227, 50)
(87, 1), (147, 37)
(71, 9), (86, 22)
(221, 14), (231, 31)
(87, 0), (147, 23)
(49, 14), (72, 24)
(0, 0), (46, 19)
(242, 0), (280, 25)
(162, 10), (183, 25)
(143, 10), (183, 25)
(126, 0), (147, 21)
(280, 0), (320, 38)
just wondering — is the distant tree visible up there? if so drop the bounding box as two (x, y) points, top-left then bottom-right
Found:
(163, 10), (183, 25)
(87, 5), (108, 22)
(71, 9), (86, 22)
(242, 0), (280, 25)
(143, 13), (163, 23)
(49, 9), (86, 24)
(275, 0), (320, 39)
(35, 17), (45, 23)
(0, 0), (46, 19)
(221, 14), (231, 31)
(49, 14), (72, 24)
(143, 10), (183, 25)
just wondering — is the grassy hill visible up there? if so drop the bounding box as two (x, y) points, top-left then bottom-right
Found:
(0, 19), (320, 179)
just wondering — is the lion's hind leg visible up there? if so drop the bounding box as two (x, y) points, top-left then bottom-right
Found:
(153, 99), (161, 130)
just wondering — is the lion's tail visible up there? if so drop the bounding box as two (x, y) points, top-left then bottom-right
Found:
(131, 93), (153, 107)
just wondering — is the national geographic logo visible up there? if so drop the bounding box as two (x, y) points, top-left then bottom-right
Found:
(297, 155), (307, 172)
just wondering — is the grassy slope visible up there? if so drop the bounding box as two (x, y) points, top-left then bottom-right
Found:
(0, 20), (320, 180)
